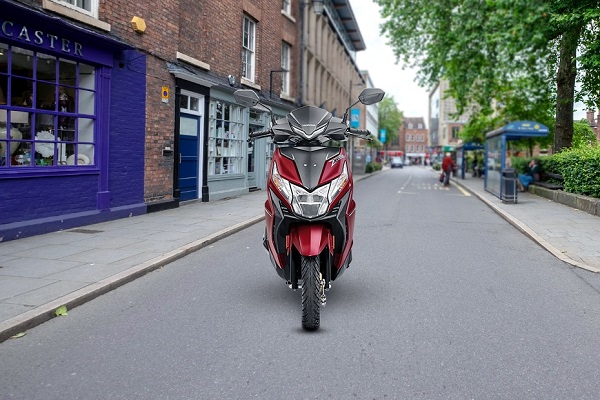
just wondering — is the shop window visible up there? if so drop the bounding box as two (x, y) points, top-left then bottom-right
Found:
(208, 100), (244, 176)
(0, 44), (96, 169)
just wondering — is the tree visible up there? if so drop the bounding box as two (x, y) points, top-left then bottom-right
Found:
(572, 120), (598, 148)
(377, 95), (403, 151)
(375, 0), (600, 152)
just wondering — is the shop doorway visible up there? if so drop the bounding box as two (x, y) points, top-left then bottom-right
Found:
(178, 91), (204, 201)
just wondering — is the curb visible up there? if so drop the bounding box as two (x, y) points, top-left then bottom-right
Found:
(452, 178), (600, 274)
(0, 214), (265, 343)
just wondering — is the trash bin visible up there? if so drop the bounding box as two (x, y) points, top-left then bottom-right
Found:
(502, 168), (517, 203)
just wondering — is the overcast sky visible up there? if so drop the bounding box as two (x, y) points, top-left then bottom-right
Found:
(348, 0), (589, 125)
(349, 0), (430, 122)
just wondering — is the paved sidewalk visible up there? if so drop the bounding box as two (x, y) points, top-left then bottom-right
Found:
(1, 168), (600, 341)
(450, 172), (600, 273)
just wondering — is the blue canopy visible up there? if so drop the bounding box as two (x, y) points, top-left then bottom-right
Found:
(485, 121), (549, 140)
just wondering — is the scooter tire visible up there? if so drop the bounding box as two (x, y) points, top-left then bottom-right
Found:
(301, 255), (321, 330)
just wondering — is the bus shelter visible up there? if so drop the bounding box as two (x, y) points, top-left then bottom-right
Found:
(484, 121), (549, 200)
(456, 142), (484, 179)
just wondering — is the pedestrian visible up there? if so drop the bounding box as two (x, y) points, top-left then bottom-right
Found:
(471, 154), (479, 177)
(442, 152), (455, 187)
(517, 158), (540, 192)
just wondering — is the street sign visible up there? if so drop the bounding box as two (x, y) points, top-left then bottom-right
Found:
(379, 129), (386, 143)
(350, 109), (360, 128)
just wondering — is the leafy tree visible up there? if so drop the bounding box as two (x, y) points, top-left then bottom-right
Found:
(377, 95), (403, 148)
(572, 120), (598, 148)
(375, 0), (600, 152)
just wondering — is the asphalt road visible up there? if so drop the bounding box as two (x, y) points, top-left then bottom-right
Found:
(2, 167), (600, 399)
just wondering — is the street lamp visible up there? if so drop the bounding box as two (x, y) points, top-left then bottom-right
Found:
(313, 0), (325, 15)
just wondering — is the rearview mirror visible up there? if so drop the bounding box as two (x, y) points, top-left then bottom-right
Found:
(233, 89), (260, 107)
(358, 88), (385, 105)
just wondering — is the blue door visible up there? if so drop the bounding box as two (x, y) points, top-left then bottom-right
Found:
(178, 115), (201, 201)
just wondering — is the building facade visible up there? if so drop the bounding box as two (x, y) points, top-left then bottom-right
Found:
(1, 0), (147, 241)
(428, 80), (470, 162)
(400, 117), (428, 165)
(0, 0), (367, 241)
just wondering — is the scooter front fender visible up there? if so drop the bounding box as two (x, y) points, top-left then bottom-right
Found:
(289, 224), (333, 257)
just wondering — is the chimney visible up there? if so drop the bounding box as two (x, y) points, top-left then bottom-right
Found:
(587, 109), (595, 124)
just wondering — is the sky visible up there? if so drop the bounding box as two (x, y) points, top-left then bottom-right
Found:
(347, 0), (589, 125)
(348, 0), (430, 122)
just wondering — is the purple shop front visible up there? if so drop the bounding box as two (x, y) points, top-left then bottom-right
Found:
(0, 3), (146, 241)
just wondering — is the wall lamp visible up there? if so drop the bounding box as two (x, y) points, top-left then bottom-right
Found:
(312, 0), (325, 15)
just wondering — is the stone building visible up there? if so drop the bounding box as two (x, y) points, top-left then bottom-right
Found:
(429, 80), (470, 161)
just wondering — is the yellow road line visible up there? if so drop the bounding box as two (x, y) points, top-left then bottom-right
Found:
(456, 185), (471, 196)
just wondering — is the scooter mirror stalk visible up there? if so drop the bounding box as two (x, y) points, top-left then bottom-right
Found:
(233, 89), (277, 126)
(341, 88), (385, 123)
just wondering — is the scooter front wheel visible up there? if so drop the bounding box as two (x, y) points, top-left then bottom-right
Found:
(301, 255), (321, 330)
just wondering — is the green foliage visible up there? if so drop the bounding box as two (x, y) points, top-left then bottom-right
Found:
(512, 157), (531, 174)
(375, 0), (600, 152)
(365, 162), (382, 173)
(551, 145), (600, 197)
(572, 120), (598, 148)
(377, 95), (403, 146)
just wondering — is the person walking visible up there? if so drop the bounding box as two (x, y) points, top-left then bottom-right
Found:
(442, 153), (455, 187)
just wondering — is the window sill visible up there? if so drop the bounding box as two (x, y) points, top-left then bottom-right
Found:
(280, 93), (295, 103)
(176, 52), (210, 71)
(281, 10), (296, 23)
(241, 78), (261, 91)
(208, 173), (245, 181)
(42, 0), (110, 32)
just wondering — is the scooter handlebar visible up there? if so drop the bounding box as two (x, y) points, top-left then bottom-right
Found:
(248, 129), (273, 142)
(347, 128), (373, 141)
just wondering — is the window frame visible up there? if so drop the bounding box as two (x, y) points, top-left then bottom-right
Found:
(50, 0), (99, 18)
(0, 44), (98, 171)
(242, 16), (256, 82)
(281, 42), (291, 96)
(208, 99), (245, 177)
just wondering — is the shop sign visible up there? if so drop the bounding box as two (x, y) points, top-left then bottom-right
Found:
(1, 19), (83, 57)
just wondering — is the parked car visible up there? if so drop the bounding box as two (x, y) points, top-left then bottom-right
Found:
(391, 156), (404, 168)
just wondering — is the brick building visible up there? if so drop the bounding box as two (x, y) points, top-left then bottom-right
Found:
(0, 0), (366, 241)
(400, 117), (428, 165)
(585, 109), (599, 139)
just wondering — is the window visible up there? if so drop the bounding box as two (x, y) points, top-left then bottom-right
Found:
(52, 0), (99, 18)
(208, 100), (244, 175)
(281, 42), (291, 95)
(282, 0), (291, 15)
(1, 44), (96, 169)
(242, 16), (256, 82)
(452, 126), (460, 139)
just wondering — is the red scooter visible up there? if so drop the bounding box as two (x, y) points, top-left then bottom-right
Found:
(234, 88), (385, 330)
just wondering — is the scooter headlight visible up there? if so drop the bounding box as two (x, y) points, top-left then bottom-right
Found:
(327, 162), (349, 203)
(290, 184), (330, 218)
(271, 162), (293, 204)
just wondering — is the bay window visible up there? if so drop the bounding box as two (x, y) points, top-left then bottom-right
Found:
(208, 100), (244, 176)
